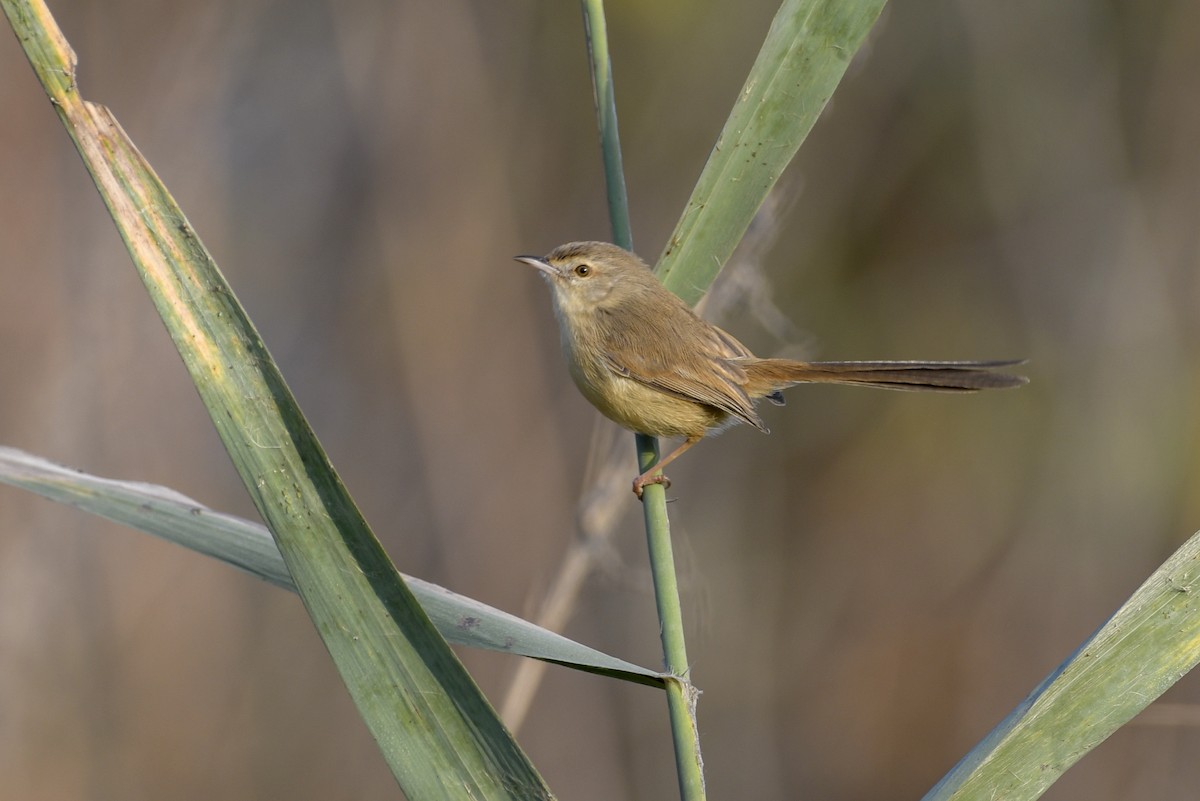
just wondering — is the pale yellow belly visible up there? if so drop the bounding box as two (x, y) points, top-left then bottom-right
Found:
(567, 355), (724, 439)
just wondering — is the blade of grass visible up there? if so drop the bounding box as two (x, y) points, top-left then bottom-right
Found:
(923, 530), (1200, 801)
(580, 1), (706, 799)
(2, 2), (551, 797)
(652, 0), (887, 302)
(0, 445), (667, 688)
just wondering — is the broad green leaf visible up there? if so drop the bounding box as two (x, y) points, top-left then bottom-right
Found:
(0, 446), (665, 688)
(1, 2), (551, 797)
(924, 531), (1200, 801)
(654, 0), (887, 302)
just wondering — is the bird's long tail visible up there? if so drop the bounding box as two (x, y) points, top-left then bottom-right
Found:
(742, 358), (1028, 394)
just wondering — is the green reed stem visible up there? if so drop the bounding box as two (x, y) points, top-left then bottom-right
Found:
(580, 2), (706, 799)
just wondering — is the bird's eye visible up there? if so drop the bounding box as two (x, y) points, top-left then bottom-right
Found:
(574, 263), (591, 277)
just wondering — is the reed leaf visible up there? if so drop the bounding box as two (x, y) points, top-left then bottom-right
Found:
(653, 0), (887, 300)
(924, 531), (1200, 801)
(0, 446), (666, 688)
(1, 1), (551, 797)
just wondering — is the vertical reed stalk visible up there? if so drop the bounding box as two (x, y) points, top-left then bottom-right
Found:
(580, 2), (707, 798)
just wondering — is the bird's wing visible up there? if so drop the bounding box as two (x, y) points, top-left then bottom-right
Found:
(600, 319), (767, 432)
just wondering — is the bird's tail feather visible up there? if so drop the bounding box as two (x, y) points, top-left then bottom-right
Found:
(742, 358), (1027, 393)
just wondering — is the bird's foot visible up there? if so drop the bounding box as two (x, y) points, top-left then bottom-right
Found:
(632, 473), (671, 499)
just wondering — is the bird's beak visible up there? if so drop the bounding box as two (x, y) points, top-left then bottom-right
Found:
(514, 254), (557, 277)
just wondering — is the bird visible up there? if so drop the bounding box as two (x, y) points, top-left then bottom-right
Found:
(516, 241), (1026, 497)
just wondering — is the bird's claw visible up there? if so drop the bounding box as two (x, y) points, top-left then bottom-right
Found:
(632, 473), (672, 499)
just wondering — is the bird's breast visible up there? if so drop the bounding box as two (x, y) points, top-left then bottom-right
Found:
(552, 308), (726, 438)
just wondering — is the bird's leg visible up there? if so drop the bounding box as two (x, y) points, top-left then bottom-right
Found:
(632, 435), (702, 498)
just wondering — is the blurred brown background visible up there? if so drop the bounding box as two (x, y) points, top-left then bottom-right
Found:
(2, 0), (1199, 799)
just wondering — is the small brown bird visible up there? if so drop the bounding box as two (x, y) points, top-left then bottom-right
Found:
(516, 241), (1025, 497)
